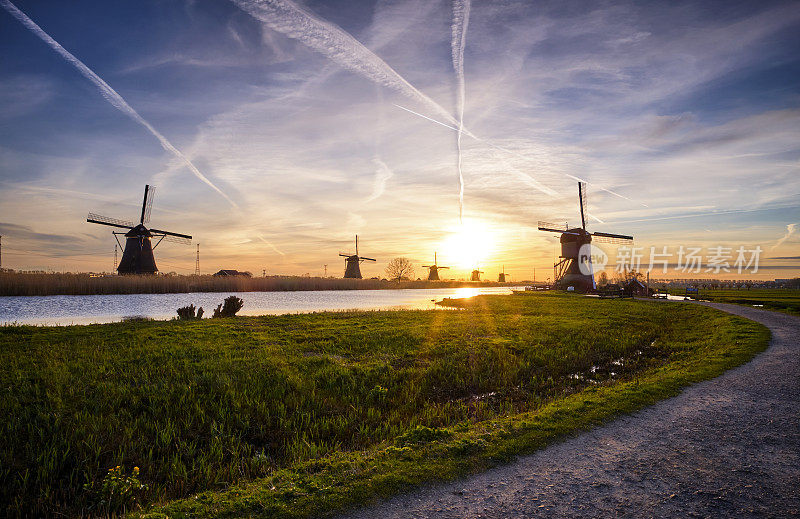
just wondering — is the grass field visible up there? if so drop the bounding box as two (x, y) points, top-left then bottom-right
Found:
(665, 288), (800, 316)
(0, 293), (769, 517)
(0, 272), (510, 297)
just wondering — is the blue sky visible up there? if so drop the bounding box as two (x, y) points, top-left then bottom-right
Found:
(1, 0), (798, 279)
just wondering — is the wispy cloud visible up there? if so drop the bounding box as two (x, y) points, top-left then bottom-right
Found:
(451, 0), (471, 222)
(0, 0), (237, 208)
(365, 158), (393, 203)
(2, 1), (798, 277)
(772, 223), (798, 250)
(0, 74), (53, 118)
(394, 101), (638, 206)
(231, 0), (458, 126)
(0, 221), (83, 245)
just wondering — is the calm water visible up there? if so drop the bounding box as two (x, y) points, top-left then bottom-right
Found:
(0, 286), (523, 326)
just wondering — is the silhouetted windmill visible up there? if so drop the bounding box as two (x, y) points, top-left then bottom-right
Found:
(498, 265), (508, 283)
(422, 252), (449, 281)
(538, 181), (632, 292)
(87, 185), (191, 274)
(339, 235), (375, 279)
(470, 268), (484, 281)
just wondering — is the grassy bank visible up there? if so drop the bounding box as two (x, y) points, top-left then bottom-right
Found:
(666, 288), (800, 316)
(0, 293), (768, 517)
(0, 272), (510, 297)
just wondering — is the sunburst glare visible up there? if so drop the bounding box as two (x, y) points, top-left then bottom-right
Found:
(442, 219), (496, 272)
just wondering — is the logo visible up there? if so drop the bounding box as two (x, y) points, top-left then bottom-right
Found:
(578, 243), (608, 275)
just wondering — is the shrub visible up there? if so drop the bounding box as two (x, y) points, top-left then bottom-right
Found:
(176, 304), (204, 320)
(212, 296), (244, 318)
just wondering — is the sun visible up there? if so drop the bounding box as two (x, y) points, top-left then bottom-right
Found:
(441, 220), (496, 271)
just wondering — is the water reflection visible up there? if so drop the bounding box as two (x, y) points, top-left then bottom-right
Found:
(0, 286), (522, 326)
(453, 287), (480, 299)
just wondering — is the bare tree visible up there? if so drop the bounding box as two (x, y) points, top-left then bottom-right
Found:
(385, 257), (415, 281)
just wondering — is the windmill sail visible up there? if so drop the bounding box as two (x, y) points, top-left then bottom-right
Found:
(87, 213), (136, 230)
(537, 221), (575, 233)
(424, 252), (449, 280)
(579, 181), (588, 230)
(537, 181), (633, 292)
(341, 235), (375, 278)
(156, 233), (192, 245)
(149, 227), (192, 240)
(87, 185), (191, 274)
(142, 185), (156, 224)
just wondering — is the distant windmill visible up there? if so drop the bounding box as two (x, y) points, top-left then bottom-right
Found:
(498, 265), (508, 283)
(339, 235), (376, 279)
(87, 185), (192, 274)
(422, 252), (449, 281)
(470, 268), (483, 281)
(538, 181), (633, 292)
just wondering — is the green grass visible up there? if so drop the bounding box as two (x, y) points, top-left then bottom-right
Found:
(665, 288), (800, 316)
(0, 293), (769, 517)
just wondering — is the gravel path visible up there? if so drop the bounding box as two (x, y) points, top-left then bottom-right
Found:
(338, 303), (800, 518)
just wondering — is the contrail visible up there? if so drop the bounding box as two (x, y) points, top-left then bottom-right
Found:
(393, 104), (460, 132)
(1, 0), (238, 209)
(488, 150), (560, 198)
(451, 0), (471, 222)
(231, 0), (459, 127)
(235, 0), (642, 212)
(609, 207), (774, 225)
(558, 171), (646, 207)
(393, 103), (646, 207)
(258, 235), (286, 256)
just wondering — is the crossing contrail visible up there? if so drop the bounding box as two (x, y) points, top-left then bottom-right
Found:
(0, 0), (238, 209)
(393, 103), (645, 206)
(233, 0), (644, 212)
(393, 104), (460, 132)
(231, 0), (459, 127)
(451, 0), (471, 222)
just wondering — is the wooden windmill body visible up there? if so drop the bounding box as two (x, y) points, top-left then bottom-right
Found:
(498, 266), (508, 283)
(87, 185), (192, 274)
(339, 235), (376, 279)
(538, 182), (632, 292)
(423, 252), (449, 281)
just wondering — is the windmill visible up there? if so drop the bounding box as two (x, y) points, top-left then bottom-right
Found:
(422, 252), (449, 281)
(498, 265), (508, 283)
(470, 268), (483, 281)
(87, 185), (192, 274)
(339, 235), (375, 278)
(538, 181), (632, 292)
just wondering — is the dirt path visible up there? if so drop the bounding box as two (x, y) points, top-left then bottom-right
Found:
(339, 303), (799, 518)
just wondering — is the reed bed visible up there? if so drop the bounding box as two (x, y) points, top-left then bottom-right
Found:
(0, 272), (508, 297)
(0, 293), (767, 517)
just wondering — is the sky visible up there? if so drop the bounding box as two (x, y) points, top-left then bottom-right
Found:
(0, 0), (798, 280)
